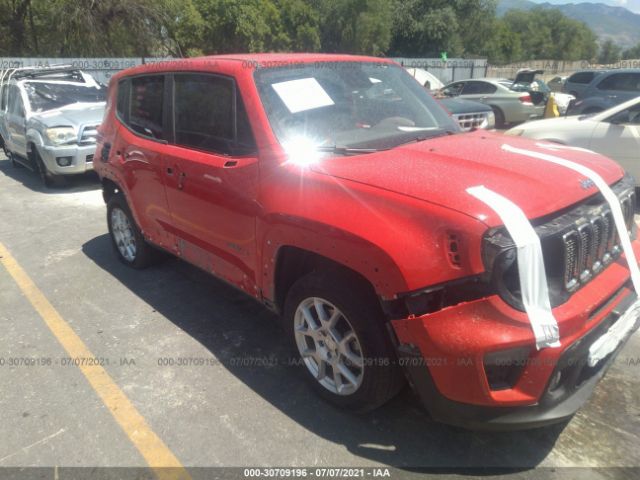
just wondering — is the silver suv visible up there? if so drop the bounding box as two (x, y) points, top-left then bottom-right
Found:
(0, 67), (106, 187)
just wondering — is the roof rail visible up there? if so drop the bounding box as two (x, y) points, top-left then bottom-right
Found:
(0, 65), (82, 110)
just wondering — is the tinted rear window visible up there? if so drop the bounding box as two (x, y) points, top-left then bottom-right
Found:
(597, 73), (640, 92)
(129, 76), (165, 140)
(568, 72), (595, 84)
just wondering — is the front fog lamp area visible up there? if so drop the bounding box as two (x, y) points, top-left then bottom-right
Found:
(483, 347), (530, 391)
(45, 127), (77, 145)
(56, 156), (73, 167)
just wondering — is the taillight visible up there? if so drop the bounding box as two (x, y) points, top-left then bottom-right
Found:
(519, 94), (532, 104)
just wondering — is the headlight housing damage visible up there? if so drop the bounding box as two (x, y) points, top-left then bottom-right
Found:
(45, 126), (77, 145)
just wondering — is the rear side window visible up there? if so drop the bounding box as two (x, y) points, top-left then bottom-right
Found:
(116, 79), (130, 123)
(462, 82), (496, 95)
(568, 72), (595, 84)
(173, 73), (255, 156)
(129, 76), (165, 140)
(597, 73), (640, 92)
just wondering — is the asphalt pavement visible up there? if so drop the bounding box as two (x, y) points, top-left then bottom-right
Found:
(0, 155), (639, 479)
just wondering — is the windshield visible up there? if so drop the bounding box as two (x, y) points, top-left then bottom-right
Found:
(24, 81), (106, 113)
(254, 62), (459, 153)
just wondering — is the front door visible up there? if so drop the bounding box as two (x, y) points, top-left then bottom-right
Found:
(590, 102), (640, 181)
(162, 73), (260, 291)
(6, 85), (27, 158)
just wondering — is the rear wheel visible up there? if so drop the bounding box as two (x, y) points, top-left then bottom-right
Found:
(285, 270), (405, 412)
(107, 193), (160, 269)
(491, 106), (505, 129)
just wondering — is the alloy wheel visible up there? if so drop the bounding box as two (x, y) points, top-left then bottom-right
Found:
(294, 297), (365, 395)
(110, 207), (137, 262)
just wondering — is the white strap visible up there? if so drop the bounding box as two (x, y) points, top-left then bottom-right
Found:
(503, 143), (640, 294)
(467, 185), (561, 350)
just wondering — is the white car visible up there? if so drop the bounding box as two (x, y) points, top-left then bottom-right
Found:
(405, 67), (444, 91)
(505, 96), (640, 184)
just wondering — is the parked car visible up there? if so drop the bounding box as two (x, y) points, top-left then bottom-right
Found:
(510, 77), (575, 116)
(406, 68), (495, 131)
(547, 75), (567, 93)
(439, 71), (545, 127)
(0, 66), (106, 186)
(567, 69), (640, 115)
(439, 97), (495, 131)
(563, 70), (608, 99)
(506, 96), (640, 184)
(95, 54), (639, 430)
(405, 67), (444, 90)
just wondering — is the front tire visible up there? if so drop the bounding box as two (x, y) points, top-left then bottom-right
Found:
(284, 270), (405, 412)
(107, 193), (159, 269)
(33, 148), (63, 188)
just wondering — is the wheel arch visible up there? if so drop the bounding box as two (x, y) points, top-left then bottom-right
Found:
(262, 223), (408, 314)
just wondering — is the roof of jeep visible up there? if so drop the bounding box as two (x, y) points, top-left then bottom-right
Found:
(113, 53), (397, 80)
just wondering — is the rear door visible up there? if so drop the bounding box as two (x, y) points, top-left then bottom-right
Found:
(459, 81), (497, 103)
(595, 72), (640, 105)
(590, 102), (640, 181)
(162, 72), (260, 291)
(111, 74), (175, 249)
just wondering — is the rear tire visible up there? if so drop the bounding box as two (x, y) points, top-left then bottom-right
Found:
(284, 270), (405, 412)
(107, 193), (160, 269)
(491, 106), (505, 129)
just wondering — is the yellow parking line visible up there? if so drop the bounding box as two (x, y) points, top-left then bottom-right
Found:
(0, 242), (191, 480)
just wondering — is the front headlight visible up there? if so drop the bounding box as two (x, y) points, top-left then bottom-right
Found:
(45, 127), (77, 145)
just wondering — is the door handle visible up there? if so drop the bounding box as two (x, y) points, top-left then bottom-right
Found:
(178, 171), (186, 190)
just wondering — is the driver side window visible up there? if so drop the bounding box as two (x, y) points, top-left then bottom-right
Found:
(442, 83), (464, 97)
(608, 105), (640, 125)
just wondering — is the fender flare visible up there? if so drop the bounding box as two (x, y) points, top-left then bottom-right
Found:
(259, 216), (408, 302)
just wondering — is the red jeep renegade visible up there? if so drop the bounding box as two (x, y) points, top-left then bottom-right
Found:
(94, 54), (640, 430)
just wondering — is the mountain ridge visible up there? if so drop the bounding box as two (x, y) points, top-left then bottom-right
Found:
(497, 0), (640, 47)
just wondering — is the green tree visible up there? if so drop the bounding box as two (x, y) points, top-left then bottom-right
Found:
(316, 0), (392, 56)
(598, 39), (622, 64)
(622, 42), (640, 60)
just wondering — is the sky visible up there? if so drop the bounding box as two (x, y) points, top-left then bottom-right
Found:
(528, 0), (640, 13)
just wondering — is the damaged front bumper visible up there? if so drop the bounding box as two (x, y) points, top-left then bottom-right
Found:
(391, 245), (640, 430)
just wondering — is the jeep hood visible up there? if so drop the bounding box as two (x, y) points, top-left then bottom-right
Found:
(310, 131), (624, 227)
(30, 102), (105, 128)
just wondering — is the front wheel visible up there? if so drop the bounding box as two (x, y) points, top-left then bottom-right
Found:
(285, 271), (405, 412)
(32, 149), (63, 188)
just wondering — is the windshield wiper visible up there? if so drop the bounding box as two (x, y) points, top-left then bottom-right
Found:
(316, 145), (385, 155)
(396, 129), (457, 146)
